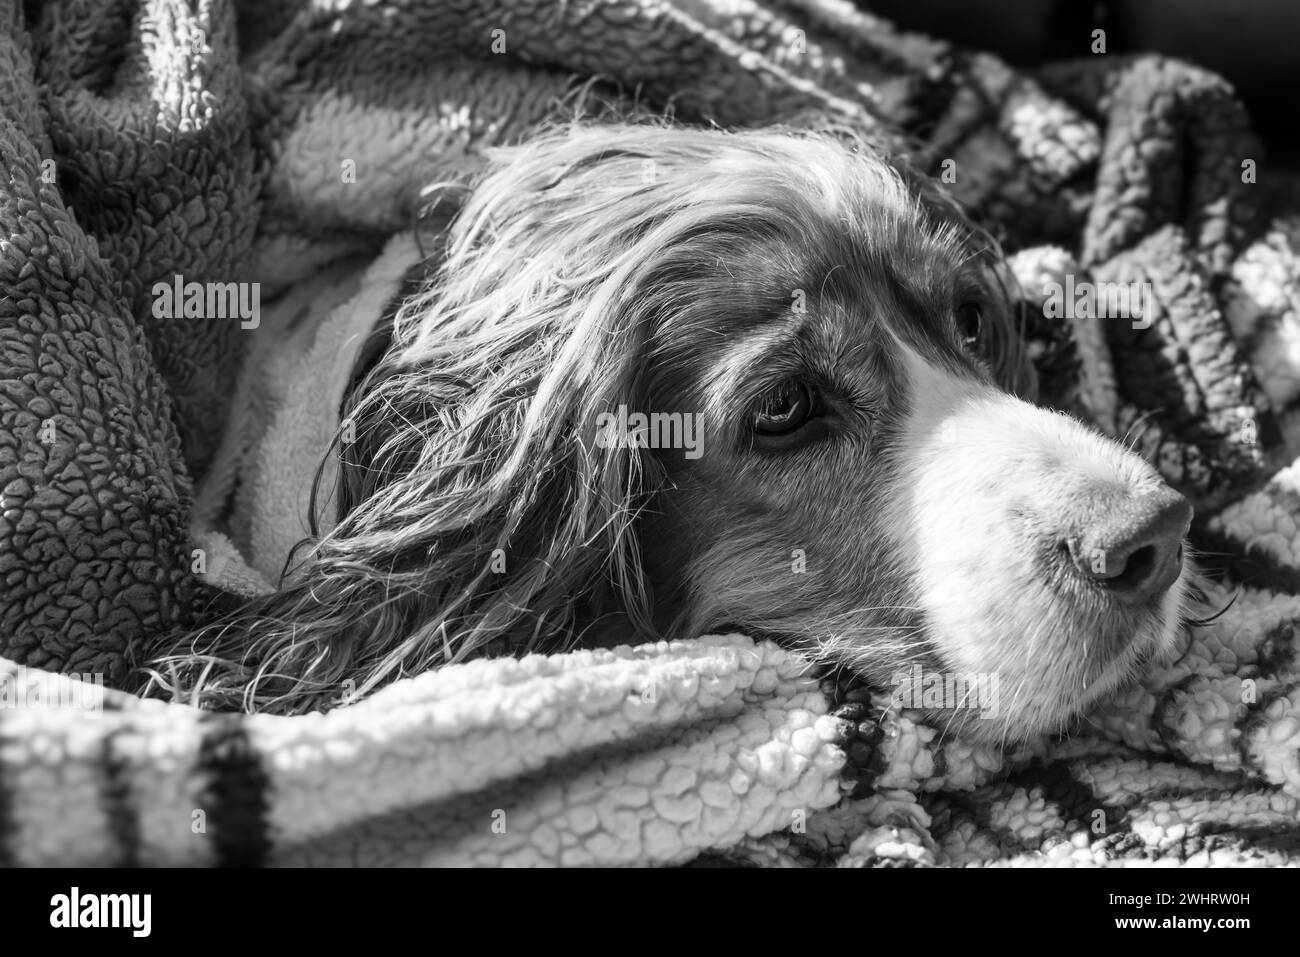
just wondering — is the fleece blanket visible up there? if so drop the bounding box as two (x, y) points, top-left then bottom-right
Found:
(4, 0), (1300, 866)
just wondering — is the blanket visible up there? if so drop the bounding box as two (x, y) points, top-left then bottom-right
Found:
(3, 0), (1300, 867)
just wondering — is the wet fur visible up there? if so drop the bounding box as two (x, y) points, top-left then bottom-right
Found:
(146, 121), (1190, 741)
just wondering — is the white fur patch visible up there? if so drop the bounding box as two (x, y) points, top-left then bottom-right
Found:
(888, 344), (1188, 740)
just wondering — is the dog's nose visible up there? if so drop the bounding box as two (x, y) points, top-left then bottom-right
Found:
(1065, 487), (1192, 604)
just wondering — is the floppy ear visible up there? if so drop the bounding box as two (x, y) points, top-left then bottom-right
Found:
(973, 255), (1039, 403)
(334, 186), (468, 522)
(895, 162), (1039, 402)
(150, 134), (680, 713)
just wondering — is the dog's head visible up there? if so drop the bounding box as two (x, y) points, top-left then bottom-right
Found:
(177, 123), (1193, 735)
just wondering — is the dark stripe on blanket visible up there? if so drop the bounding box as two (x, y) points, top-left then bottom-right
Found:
(1014, 760), (1152, 861)
(821, 675), (894, 799)
(1191, 526), (1300, 596)
(921, 789), (1041, 857)
(197, 713), (271, 867)
(926, 758), (1138, 861)
(683, 851), (762, 868)
(1008, 758), (1129, 837)
(1145, 779), (1277, 806)
(1199, 822), (1300, 857)
(97, 697), (142, 867)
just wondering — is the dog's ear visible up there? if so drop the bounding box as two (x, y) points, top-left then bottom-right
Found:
(973, 256), (1038, 403)
(171, 310), (656, 713)
(343, 186), (469, 410)
(165, 140), (673, 712)
(334, 186), (469, 522)
(897, 163), (1039, 402)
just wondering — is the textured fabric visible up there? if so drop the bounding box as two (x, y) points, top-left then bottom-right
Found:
(2, 0), (1300, 865)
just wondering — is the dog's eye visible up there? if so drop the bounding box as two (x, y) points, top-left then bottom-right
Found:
(956, 301), (983, 348)
(753, 381), (816, 436)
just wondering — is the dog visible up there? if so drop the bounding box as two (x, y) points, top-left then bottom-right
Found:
(156, 121), (1196, 745)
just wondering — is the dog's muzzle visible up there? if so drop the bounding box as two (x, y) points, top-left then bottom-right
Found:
(897, 349), (1194, 740)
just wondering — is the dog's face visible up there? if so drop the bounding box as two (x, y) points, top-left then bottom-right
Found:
(573, 129), (1196, 745)
(217, 123), (1191, 726)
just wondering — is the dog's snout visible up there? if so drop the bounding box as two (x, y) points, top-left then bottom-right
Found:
(1064, 487), (1192, 604)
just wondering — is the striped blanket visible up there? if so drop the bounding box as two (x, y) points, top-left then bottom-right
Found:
(2, 0), (1300, 866)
